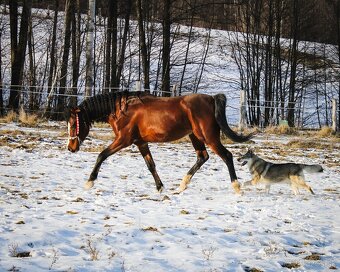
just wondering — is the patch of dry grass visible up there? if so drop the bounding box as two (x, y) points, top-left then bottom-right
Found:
(89, 132), (114, 142)
(264, 124), (297, 135)
(93, 122), (111, 129)
(0, 110), (17, 123)
(316, 126), (333, 138)
(18, 109), (38, 126)
(304, 253), (322, 261)
(281, 262), (300, 269)
(285, 139), (333, 150)
(0, 109), (40, 126)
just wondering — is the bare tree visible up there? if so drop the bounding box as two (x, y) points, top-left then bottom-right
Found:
(287, 0), (300, 127)
(45, 0), (59, 116)
(70, 0), (81, 106)
(116, 0), (132, 88)
(8, 0), (32, 110)
(162, 0), (171, 96)
(0, 22), (3, 116)
(85, 0), (95, 97)
(136, 0), (150, 89)
(57, 0), (74, 118)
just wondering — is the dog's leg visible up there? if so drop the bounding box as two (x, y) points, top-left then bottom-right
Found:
(265, 184), (271, 194)
(291, 186), (299, 195)
(292, 175), (315, 195)
(243, 180), (252, 186)
(251, 175), (260, 186)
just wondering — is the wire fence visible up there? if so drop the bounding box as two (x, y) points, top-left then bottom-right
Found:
(0, 84), (338, 130)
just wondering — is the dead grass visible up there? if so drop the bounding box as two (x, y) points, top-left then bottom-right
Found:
(0, 110), (17, 123)
(93, 122), (111, 129)
(316, 126), (334, 138)
(18, 109), (38, 126)
(0, 109), (39, 126)
(264, 124), (297, 135)
(142, 226), (159, 232)
(89, 132), (113, 142)
(304, 253), (322, 261)
(281, 262), (301, 269)
(285, 139), (334, 150)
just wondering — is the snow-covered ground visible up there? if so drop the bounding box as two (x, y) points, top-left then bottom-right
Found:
(0, 122), (339, 271)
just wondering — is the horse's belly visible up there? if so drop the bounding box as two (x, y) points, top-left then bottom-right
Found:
(140, 119), (191, 142)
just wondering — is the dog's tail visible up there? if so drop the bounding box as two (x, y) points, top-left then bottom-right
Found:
(302, 164), (323, 173)
(214, 93), (253, 143)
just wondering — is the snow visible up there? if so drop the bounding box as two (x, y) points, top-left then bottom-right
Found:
(0, 122), (339, 271)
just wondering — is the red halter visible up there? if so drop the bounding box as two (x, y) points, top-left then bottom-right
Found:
(68, 113), (80, 141)
(76, 114), (80, 135)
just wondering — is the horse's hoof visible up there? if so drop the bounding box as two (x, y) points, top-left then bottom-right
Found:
(176, 185), (186, 194)
(232, 181), (243, 195)
(84, 180), (94, 190)
(157, 186), (164, 193)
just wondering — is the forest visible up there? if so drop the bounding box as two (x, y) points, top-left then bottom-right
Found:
(0, 0), (339, 128)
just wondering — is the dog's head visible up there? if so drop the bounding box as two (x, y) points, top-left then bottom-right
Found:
(237, 149), (255, 166)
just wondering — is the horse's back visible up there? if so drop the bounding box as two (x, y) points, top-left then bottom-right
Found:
(130, 95), (192, 142)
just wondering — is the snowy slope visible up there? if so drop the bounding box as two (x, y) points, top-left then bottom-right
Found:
(0, 122), (339, 271)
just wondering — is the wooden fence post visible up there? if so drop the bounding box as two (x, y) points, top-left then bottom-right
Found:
(332, 98), (338, 133)
(135, 80), (141, 92)
(239, 90), (247, 131)
(171, 84), (177, 97)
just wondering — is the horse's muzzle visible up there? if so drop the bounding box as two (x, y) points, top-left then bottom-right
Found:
(67, 138), (80, 153)
(68, 146), (78, 153)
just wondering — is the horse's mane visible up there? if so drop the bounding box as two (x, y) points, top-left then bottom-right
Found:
(78, 91), (152, 126)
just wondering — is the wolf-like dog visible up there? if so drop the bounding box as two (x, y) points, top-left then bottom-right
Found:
(238, 149), (323, 195)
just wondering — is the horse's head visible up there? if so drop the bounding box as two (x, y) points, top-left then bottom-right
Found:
(65, 107), (89, 152)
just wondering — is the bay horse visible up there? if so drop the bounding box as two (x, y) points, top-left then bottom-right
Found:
(65, 91), (252, 194)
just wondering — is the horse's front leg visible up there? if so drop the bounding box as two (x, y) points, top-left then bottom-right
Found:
(85, 139), (127, 189)
(137, 143), (164, 192)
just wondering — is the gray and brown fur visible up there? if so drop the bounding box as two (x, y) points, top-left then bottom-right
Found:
(238, 149), (323, 195)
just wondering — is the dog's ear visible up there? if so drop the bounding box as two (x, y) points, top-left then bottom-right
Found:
(248, 147), (253, 154)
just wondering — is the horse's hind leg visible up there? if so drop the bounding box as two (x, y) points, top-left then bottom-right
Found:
(207, 141), (242, 194)
(178, 134), (209, 192)
(138, 143), (164, 192)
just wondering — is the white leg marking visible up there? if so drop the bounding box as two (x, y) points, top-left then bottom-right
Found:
(84, 180), (94, 190)
(232, 180), (243, 195)
(178, 174), (193, 193)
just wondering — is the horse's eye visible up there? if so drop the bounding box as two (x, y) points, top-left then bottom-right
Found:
(72, 123), (76, 130)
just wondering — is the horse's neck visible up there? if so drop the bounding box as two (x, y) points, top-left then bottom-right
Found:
(81, 92), (151, 124)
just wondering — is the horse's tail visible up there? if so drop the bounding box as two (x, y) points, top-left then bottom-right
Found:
(214, 93), (253, 143)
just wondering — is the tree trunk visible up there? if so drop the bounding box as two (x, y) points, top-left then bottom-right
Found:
(45, 0), (59, 116)
(104, 1), (113, 91)
(287, 0), (299, 127)
(194, 25), (211, 94)
(162, 0), (171, 97)
(110, 0), (118, 89)
(8, 0), (32, 111)
(117, 0), (131, 88)
(28, 18), (36, 111)
(337, 0), (340, 129)
(264, 0), (274, 127)
(179, 6), (195, 96)
(70, 0), (81, 106)
(85, 0), (95, 97)
(57, 0), (73, 119)
(0, 28), (3, 116)
(136, 0), (150, 90)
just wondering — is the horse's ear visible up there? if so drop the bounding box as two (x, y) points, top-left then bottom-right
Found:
(64, 107), (71, 120)
(75, 108), (81, 113)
